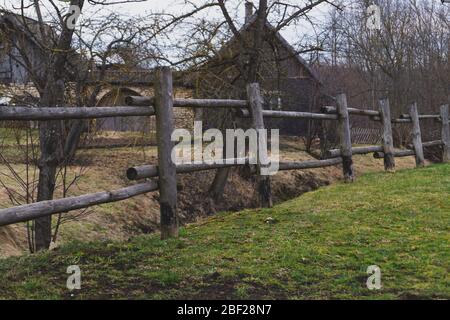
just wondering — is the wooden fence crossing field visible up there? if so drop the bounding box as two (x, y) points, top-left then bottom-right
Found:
(0, 66), (449, 239)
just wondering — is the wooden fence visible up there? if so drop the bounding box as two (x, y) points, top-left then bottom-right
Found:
(0, 67), (449, 239)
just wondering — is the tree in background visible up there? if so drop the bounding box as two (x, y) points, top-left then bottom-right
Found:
(0, 0), (164, 251)
(0, 0), (242, 252)
(177, 0), (336, 200)
(318, 0), (449, 145)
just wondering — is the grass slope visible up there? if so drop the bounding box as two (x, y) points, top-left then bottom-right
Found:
(0, 164), (449, 299)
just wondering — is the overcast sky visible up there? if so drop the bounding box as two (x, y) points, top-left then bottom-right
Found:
(100, 0), (332, 43)
(1, 0), (332, 43)
(0, 0), (334, 65)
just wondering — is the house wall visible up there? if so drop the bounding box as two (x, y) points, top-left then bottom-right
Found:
(262, 77), (320, 136)
(0, 33), (46, 84)
(195, 27), (321, 136)
(96, 86), (195, 133)
(0, 42), (28, 84)
(0, 14), (197, 133)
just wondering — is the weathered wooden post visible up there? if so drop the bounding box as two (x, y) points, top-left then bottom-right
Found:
(408, 102), (425, 167)
(379, 98), (395, 172)
(440, 104), (450, 163)
(336, 93), (354, 182)
(154, 67), (179, 239)
(247, 83), (273, 208)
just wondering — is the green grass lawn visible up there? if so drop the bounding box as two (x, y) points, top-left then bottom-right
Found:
(0, 164), (449, 299)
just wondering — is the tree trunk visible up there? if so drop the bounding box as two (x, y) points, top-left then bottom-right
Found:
(32, 0), (85, 251)
(209, 167), (230, 201)
(247, 0), (268, 82)
(34, 81), (64, 251)
(35, 161), (57, 250)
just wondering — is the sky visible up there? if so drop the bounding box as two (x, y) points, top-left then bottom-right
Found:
(98, 0), (332, 44)
(1, 0), (333, 44)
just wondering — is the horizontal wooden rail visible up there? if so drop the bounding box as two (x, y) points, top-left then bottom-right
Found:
(400, 114), (441, 120)
(237, 109), (338, 120)
(0, 106), (155, 120)
(131, 157), (343, 180)
(372, 116), (442, 123)
(370, 116), (410, 123)
(78, 142), (154, 150)
(0, 181), (158, 227)
(373, 141), (442, 160)
(246, 158), (343, 174)
(125, 96), (154, 106)
(279, 158), (343, 170)
(392, 118), (412, 123)
(1, 141), (155, 151)
(175, 98), (247, 108)
(322, 106), (441, 123)
(325, 106), (441, 122)
(326, 145), (383, 158)
(322, 106), (380, 117)
(126, 96), (248, 108)
(407, 140), (443, 149)
(127, 158), (249, 180)
(374, 149), (415, 158)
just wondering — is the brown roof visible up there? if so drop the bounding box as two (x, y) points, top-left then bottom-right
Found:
(213, 13), (322, 84)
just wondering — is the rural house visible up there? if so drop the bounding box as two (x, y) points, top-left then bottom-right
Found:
(0, 11), (195, 133)
(1, 6), (323, 136)
(195, 2), (323, 136)
(0, 12), (48, 85)
(88, 63), (195, 133)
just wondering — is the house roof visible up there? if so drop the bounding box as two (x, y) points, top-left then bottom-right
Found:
(215, 13), (321, 84)
(0, 11), (54, 46)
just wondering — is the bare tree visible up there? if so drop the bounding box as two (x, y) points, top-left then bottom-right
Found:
(0, 0), (164, 251)
(319, 0), (449, 145)
(204, 0), (334, 200)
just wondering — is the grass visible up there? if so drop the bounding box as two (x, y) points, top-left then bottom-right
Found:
(0, 163), (449, 299)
